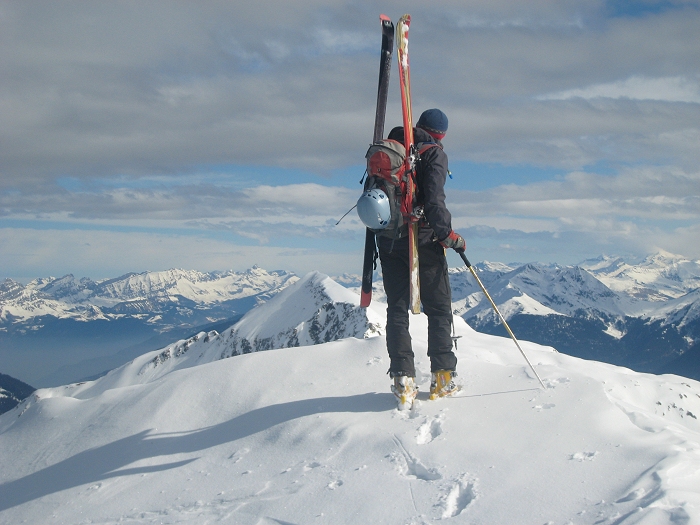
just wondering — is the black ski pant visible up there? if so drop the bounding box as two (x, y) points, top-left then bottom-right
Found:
(378, 238), (457, 377)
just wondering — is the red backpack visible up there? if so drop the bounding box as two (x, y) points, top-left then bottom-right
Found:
(363, 139), (439, 237)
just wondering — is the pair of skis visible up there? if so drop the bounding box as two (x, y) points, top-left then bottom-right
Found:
(361, 14), (420, 315)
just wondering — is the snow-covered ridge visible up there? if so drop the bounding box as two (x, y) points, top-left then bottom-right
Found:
(146, 271), (386, 368)
(444, 253), (700, 378)
(69, 271), (386, 394)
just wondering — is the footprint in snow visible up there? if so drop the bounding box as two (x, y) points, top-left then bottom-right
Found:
(544, 377), (571, 388)
(391, 435), (442, 481)
(228, 448), (250, 463)
(534, 403), (556, 411)
(570, 451), (599, 462)
(416, 415), (444, 445)
(439, 474), (478, 519)
(327, 479), (343, 490)
(303, 461), (322, 471)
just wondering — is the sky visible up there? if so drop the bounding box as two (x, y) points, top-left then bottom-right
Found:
(1, 0), (699, 281)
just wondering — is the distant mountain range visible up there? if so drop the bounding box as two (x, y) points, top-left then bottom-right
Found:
(447, 251), (700, 379)
(1, 265), (297, 324)
(0, 266), (298, 387)
(2, 252), (699, 396)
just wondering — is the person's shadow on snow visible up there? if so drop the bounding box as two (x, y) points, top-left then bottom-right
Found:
(0, 393), (391, 511)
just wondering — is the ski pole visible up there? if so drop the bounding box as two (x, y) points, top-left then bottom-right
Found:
(458, 250), (546, 389)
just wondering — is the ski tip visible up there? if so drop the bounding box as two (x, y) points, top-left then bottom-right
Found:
(380, 14), (391, 22)
(360, 292), (372, 308)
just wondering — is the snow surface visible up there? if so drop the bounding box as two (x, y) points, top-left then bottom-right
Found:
(2, 277), (700, 524)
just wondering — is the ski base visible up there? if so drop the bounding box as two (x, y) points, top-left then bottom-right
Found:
(360, 14), (394, 308)
(408, 222), (420, 314)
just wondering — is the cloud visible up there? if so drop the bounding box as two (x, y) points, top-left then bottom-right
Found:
(450, 165), (700, 222)
(0, 181), (359, 227)
(539, 75), (700, 103)
(1, 1), (700, 276)
(442, 163), (700, 264)
(3, 1), (700, 181)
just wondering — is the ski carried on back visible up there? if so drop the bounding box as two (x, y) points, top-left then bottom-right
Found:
(396, 14), (421, 314)
(360, 14), (394, 308)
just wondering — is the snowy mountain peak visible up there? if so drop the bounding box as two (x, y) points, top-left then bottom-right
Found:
(0, 279), (24, 302)
(478, 260), (516, 273)
(465, 262), (623, 320)
(101, 271), (387, 385)
(582, 251), (700, 300)
(647, 249), (689, 265)
(210, 270), (385, 353)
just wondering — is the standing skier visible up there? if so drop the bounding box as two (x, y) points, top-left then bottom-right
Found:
(378, 108), (465, 407)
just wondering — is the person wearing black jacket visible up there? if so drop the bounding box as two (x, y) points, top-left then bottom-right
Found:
(378, 108), (465, 406)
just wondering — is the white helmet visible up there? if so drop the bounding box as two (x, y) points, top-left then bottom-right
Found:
(357, 188), (391, 230)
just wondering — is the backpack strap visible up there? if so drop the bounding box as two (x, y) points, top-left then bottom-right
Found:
(417, 141), (442, 156)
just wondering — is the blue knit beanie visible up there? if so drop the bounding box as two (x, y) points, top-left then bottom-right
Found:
(417, 108), (448, 137)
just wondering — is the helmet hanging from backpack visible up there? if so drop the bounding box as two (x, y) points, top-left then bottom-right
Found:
(357, 188), (391, 230)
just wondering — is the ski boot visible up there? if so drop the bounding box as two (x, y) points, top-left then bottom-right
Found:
(391, 376), (417, 410)
(429, 370), (461, 400)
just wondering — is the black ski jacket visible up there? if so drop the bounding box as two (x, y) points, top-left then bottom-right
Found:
(382, 126), (453, 246)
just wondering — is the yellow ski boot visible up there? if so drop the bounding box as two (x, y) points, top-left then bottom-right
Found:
(429, 370), (461, 400)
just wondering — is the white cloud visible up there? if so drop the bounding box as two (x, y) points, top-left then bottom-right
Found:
(451, 166), (700, 221)
(539, 76), (700, 103)
(2, 1), (700, 276)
